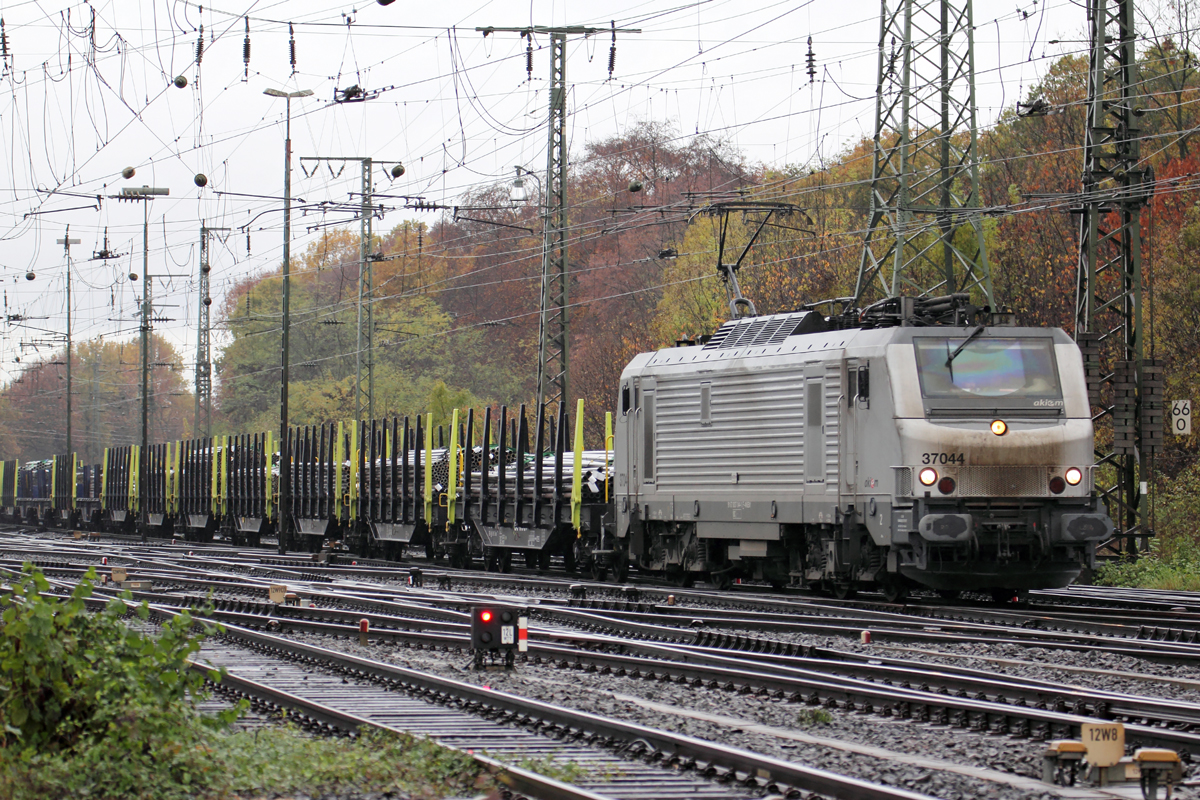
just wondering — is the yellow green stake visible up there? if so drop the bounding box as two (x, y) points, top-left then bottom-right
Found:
(604, 411), (613, 502)
(423, 412), (433, 522)
(572, 399), (584, 532)
(446, 409), (459, 524)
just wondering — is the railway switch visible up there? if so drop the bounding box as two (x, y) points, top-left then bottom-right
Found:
(471, 604), (521, 669)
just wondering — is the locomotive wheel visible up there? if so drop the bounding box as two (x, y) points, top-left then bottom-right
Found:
(538, 549), (552, 571)
(524, 550), (539, 569)
(499, 550), (513, 573)
(711, 570), (733, 590)
(589, 561), (608, 581)
(611, 551), (629, 583)
(670, 570), (695, 588)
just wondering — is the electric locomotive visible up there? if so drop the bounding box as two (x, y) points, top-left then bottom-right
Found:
(611, 294), (1112, 600)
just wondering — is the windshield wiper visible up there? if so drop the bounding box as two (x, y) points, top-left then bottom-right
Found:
(945, 325), (986, 376)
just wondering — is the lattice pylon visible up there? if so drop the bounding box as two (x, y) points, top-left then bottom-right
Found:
(854, 0), (993, 307)
(536, 32), (569, 416)
(1075, 0), (1156, 554)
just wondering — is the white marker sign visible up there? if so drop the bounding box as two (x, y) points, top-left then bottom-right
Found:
(1172, 399), (1192, 436)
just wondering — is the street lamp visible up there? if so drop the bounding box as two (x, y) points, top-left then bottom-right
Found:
(109, 185), (169, 539)
(510, 165), (541, 206)
(264, 86), (313, 555)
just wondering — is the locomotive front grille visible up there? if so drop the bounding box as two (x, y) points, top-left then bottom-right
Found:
(895, 466), (1071, 498)
(958, 466), (1048, 497)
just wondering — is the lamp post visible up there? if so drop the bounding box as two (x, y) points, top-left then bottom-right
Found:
(510, 166), (553, 409)
(56, 227), (80, 458)
(109, 185), (169, 539)
(264, 87), (313, 555)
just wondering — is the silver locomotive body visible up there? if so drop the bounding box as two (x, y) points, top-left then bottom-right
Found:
(613, 311), (1112, 595)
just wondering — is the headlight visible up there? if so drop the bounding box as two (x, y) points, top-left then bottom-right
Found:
(1065, 467), (1083, 486)
(990, 419), (1007, 436)
(919, 467), (938, 486)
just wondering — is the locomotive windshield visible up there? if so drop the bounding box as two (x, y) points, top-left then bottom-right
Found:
(913, 337), (1061, 400)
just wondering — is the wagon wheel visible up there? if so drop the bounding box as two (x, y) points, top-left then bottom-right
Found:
(881, 580), (909, 604)
(831, 582), (857, 600)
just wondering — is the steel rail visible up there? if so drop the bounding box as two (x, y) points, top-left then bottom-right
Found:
(156, 600), (1200, 753)
(190, 616), (937, 800)
(193, 664), (619, 800)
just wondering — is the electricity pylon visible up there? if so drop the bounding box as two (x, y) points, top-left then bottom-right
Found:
(855, 0), (993, 307)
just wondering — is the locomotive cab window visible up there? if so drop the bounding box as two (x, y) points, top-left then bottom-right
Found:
(914, 337), (1061, 401)
(621, 384), (631, 414)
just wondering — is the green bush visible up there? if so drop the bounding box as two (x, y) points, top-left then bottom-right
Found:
(0, 565), (238, 799)
(0, 566), (497, 800)
(1095, 464), (1200, 590)
(0, 565), (231, 752)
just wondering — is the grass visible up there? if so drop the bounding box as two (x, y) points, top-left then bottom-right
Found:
(0, 566), (540, 800)
(798, 707), (833, 725)
(0, 725), (496, 800)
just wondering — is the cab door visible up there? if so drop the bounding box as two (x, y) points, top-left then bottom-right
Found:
(843, 359), (860, 496)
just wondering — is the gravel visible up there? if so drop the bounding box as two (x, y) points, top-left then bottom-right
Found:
(275, 630), (1107, 800)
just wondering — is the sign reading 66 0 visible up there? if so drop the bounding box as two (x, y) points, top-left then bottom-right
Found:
(1172, 399), (1192, 436)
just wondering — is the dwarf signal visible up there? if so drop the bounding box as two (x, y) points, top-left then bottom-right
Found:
(470, 604), (526, 669)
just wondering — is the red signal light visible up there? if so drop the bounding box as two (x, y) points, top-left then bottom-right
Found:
(480, 610), (493, 623)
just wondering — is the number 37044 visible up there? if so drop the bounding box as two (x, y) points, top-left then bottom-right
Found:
(922, 453), (965, 465)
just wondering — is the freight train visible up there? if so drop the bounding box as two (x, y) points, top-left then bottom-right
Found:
(1, 294), (1112, 601)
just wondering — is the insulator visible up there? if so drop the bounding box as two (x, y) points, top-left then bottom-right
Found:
(609, 22), (616, 78)
(526, 38), (533, 80)
(1, 18), (9, 60)
(196, 25), (204, 64)
(806, 36), (816, 81)
(289, 23), (296, 72)
(243, 17), (251, 77)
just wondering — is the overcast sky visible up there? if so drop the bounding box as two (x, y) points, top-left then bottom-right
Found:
(0, 0), (1087, 393)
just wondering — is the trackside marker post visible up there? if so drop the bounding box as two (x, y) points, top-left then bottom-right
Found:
(359, 618), (369, 645)
(518, 614), (528, 652)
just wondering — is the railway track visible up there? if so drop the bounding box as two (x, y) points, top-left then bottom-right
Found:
(9, 527), (1200, 796)
(186, 613), (937, 800)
